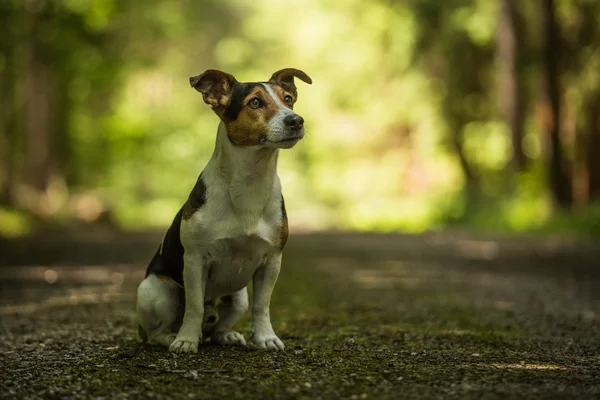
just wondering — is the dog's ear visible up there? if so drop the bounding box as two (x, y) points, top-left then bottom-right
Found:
(190, 70), (237, 109)
(269, 68), (312, 95)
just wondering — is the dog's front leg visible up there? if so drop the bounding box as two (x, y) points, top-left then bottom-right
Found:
(251, 253), (285, 351)
(169, 252), (208, 354)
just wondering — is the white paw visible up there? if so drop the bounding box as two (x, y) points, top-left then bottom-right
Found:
(149, 332), (177, 348)
(251, 334), (285, 351)
(212, 331), (246, 346)
(169, 337), (199, 354)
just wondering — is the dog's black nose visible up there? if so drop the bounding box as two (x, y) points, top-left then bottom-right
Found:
(284, 114), (304, 130)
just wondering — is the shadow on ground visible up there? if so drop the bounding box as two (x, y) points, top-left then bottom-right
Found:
(1, 230), (599, 399)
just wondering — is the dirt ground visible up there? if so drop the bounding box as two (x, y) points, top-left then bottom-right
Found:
(1, 230), (599, 399)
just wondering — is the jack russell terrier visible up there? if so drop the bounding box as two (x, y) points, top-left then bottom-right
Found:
(136, 68), (312, 354)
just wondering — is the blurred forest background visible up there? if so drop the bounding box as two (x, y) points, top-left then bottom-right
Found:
(1, 0), (600, 237)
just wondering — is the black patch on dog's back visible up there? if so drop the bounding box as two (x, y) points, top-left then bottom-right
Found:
(145, 207), (185, 286)
(146, 174), (209, 286)
(223, 82), (262, 122)
(182, 174), (207, 220)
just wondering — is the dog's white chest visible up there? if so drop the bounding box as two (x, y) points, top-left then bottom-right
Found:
(204, 234), (273, 300)
(181, 200), (282, 301)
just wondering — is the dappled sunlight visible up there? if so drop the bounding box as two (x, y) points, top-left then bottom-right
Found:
(487, 363), (567, 371)
(455, 240), (499, 260)
(352, 268), (423, 290)
(43, 269), (58, 284)
(0, 264), (142, 315)
(0, 208), (32, 238)
(0, 291), (132, 316)
(0, 265), (143, 284)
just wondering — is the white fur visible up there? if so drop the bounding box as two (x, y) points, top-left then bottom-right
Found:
(262, 83), (302, 147)
(136, 274), (180, 347)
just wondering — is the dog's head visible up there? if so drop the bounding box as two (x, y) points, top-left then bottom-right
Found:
(189, 68), (312, 149)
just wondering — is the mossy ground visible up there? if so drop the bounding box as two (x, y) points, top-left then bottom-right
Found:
(1, 231), (599, 399)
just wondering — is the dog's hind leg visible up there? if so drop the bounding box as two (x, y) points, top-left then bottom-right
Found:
(137, 274), (183, 348)
(211, 287), (249, 346)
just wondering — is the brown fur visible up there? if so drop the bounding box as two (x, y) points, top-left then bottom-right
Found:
(269, 68), (312, 97)
(226, 86), (281, 146)
(279, 217), (289, 250)
(279, 195), (289, 250)
(190, 70), (237, 113)
(269, 84), (297, 109)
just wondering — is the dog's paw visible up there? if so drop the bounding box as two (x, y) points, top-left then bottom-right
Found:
(149, 332), (177, 348)
(251, 334), (285, 351)
(169, 337), (199, 354)
(212, 331), (246, 346)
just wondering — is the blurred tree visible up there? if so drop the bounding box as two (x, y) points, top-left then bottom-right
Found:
(412, 1), (495, 208)
(0, 1), (20, 206)
(541, 0), (572, 208)
(0, 0), (117, 213)
(587, 95), (600, 200)
(562, 0), (600, 202)
(0, 0), (599, 234)
(496, 0), (527, 173)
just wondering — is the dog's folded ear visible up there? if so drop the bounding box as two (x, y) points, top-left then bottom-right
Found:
(190, 70), (237, 109)
(269, 68), (312, 95)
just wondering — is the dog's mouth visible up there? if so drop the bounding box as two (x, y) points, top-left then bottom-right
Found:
(268, 131), (304, 148)
(275, 136), (303, 144)
(274, 136), (303, 148)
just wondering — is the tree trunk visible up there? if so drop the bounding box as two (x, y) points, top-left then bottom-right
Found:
(0, 60), (11, 204)
(23, 20), (52, 197)
(0, 31), (19, 206)
(588, 93), (600, 200)
(50, 70), (70, 188)
(541, 0), (572, 208)
(497, 0), (526, 172)
(447, 117), (480, 207)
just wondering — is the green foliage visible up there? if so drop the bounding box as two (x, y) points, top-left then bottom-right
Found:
(0, 207), (32, 237)
(1, 0), (599, 235)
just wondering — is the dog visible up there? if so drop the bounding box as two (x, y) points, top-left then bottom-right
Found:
(136, 68), (312, 354)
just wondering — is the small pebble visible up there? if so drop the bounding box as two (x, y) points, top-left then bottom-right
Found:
(184, 370), (198, 380)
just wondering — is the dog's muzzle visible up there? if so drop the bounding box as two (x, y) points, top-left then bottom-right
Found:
(279, 114), (305, 143)
(266, 112), (305, 148)
(284, 114), (304, 131)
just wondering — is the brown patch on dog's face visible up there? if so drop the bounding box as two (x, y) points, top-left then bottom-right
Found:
(268, 84), (297, 110)
(225, 85), (281, 146)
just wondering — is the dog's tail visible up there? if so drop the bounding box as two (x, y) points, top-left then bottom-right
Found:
(202, 301), (219, 336)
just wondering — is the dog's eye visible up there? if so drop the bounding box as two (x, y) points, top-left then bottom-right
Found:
(284, 95), (293, 105)
(248, 98), (262, 109)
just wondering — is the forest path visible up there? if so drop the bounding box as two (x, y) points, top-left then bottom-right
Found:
(1, 231), (599, 399)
